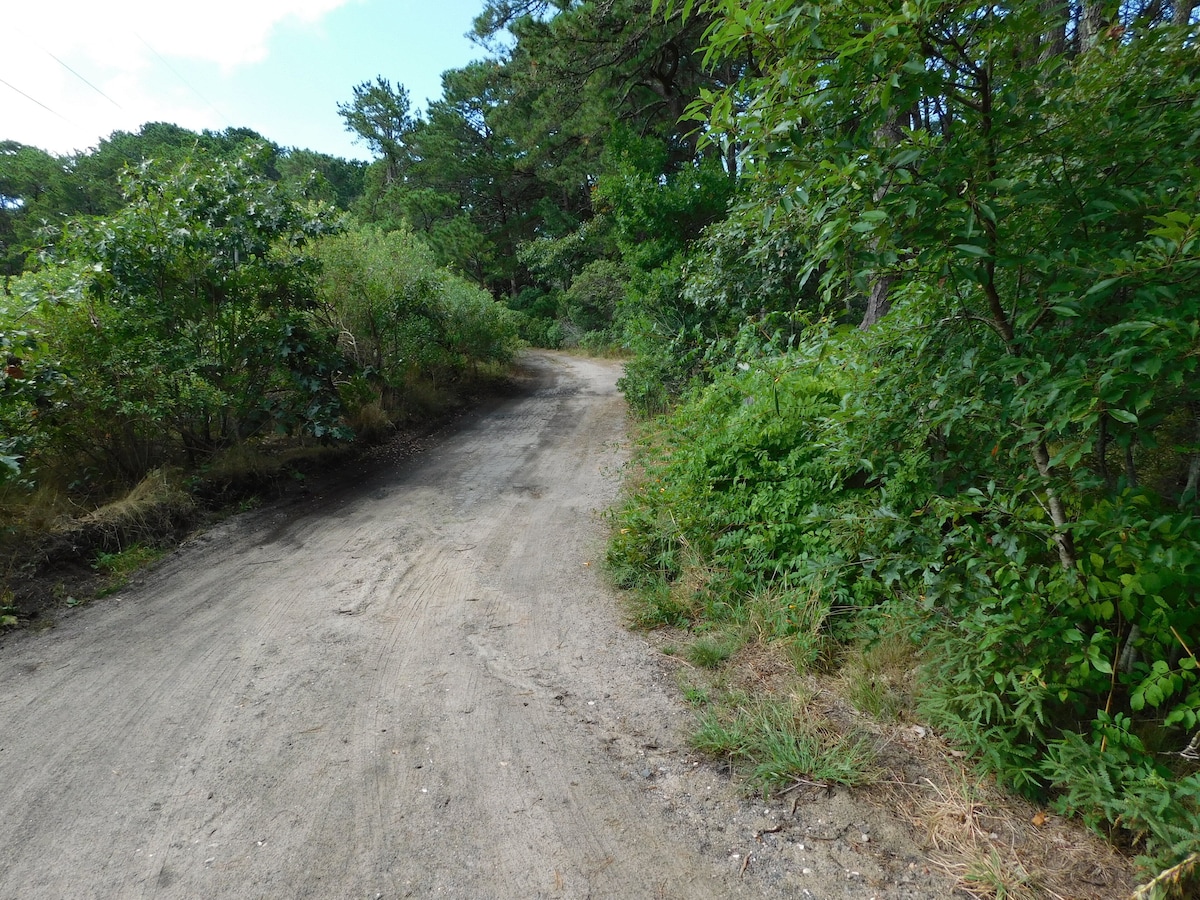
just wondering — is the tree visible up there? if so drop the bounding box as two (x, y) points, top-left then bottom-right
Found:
(277, 148), (366, 210)
(338, 77), (415, 186)
(643, 0), (1200, 865)
(1, 124), (301, 279)
(0, 141), (69, 276)
(393, 63), (548, 294)
(8, 145), (345, 481)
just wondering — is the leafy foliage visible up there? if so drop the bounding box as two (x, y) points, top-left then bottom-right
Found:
(609, 0), (1200, 875)
(1, 147), (519, 500)
(2, 147), (347, 489)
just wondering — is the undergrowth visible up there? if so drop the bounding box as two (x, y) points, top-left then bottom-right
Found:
(607, 322), (1200, 892)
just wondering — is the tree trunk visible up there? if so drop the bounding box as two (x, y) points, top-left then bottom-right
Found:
(860, 273), (896, 329)
(1078, 1), (1108, 51)
(1038, 0), (1069, 62)
(1031, 438), (1079, 569)
(859, 114), (904, 330)
(1183, 401), (1200, 506)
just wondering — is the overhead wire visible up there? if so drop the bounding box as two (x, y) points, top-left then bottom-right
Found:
(9, 23), (124, 111)
(135, 32), (233, 128)
(0, 75), (72, 123)
(43, 50), (123, 109)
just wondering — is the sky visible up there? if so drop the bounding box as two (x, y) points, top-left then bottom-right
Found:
(2, 0), (491, 161)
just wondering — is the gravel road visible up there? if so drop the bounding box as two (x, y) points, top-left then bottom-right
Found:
(0, 352), (959, 899)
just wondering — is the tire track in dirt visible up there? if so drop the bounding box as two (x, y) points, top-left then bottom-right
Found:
(0, 351), (959, 899)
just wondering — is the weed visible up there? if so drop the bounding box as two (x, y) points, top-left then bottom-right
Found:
(92, 543), (165, 595)
(1, 588), (16, 628)
(679, 679), (710, 706)
(92, 544), (163, 578)
(685, 631), (743, 669)
(959, 849), (1041, 900)
(623, 580), (692, 629)
(1132, 851), (1200, 900)
(691, 697), (877, 795)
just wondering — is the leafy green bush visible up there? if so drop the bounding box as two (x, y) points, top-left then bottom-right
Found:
(3, 147), (346, 488)
(561, 259), (626, 335)
(313, 221), (520, 393)
(609, 345), (852, 602)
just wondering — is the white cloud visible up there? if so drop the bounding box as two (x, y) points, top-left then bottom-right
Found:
(12, 0), (352, 69)
(2, 0), (356, 153)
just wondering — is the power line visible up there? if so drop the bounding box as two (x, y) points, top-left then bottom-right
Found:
(135, 32), (233, 128)
(44, 50), (123, 110)
(9, 23), (125, 111)
(0, 75), (72, 123)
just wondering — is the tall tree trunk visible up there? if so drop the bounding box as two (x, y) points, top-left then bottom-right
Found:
(859, 114), (904, 330)
(1079, 1), (1109, 51)
(1039, 0), (1069, 62)
(1174, 0), (1199, 25)
(1183, 401), (1200, 506)
(860, 273), (896, 329)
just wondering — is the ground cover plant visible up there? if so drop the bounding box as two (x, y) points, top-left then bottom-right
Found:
(608, 1), (1200, 894)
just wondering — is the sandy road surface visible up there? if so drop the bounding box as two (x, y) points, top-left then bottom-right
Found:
(0, 352), (957, 899)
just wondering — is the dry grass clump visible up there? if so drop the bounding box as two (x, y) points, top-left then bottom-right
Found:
(345, 400), (392, 442)
(875, 731), (1137, 900)
(80, 467), (195, 551)
(0, 482), (78, 535)
(725, 637), (811, 697)
(718, 627), (1140, 898)
(637, 574), (1144, 898)
(1130, 852), (1200, 900)
(832, 634), (921, 722)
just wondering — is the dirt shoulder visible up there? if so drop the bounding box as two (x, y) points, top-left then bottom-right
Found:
(0, 351), (960, 899)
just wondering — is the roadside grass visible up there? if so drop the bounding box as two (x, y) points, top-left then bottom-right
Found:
(0, 482), (77, 536)
(92, 543), (167, 596)
(692, 692), (879, 795)
(623, 579), (694, 629)
(882, 744), (1137, 900)
(833, 634), (920, 723)
(608, 522), (1142, 898)
(685, 629), (744, 669)
(1, 587), (16, 628)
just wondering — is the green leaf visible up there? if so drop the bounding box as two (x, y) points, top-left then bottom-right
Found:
(1109, 409), (1139, 425)
(953, 244), (990, 257)
(1084, 277), (1121, 296)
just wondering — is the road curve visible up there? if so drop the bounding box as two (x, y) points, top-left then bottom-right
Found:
(0, 351), (955, 900)
(0, 354), (730, 898)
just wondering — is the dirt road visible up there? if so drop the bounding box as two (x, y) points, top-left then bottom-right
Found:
(0, 352), (957, 899)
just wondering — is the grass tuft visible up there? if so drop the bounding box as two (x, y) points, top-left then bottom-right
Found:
(623, 580), (694, 629)
(691, 697), (878, 795)
(835, 634), (919, 722)
(685, 630), (744, 668)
